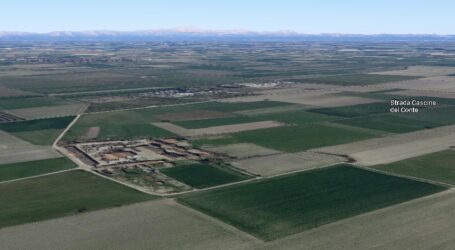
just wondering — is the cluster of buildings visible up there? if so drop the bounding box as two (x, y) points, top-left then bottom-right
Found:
(72, 138), (214, 168)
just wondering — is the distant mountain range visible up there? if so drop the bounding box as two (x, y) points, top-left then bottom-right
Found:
(1, 29), (455, 42)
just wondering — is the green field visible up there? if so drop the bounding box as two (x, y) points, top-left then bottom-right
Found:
(64, 111), (176, 141)
(0, 116), (75, 145)
(0, 158), (77, 182)
(194, 124), (375, 152)
(0, 96), (64, 109)
(397, 106), (455, 125)
(309, 102), (390, 118)
(11, 129), (62, 145)
(0, 116), (74, 132)
(178, 165), (444, 240)
(336, 114), (441, 133)
(0, 170), (155, 228)
(186, 101), (292, 113)
(305, 74), (420, 85)
(336, 106), (455, 133)
(161, 163), (251, 188)
(373, 150), (455, 185)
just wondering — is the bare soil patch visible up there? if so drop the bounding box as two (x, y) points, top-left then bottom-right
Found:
(351, 134), (455, 166)
(372, 66), (455, 77)
(153, 121), (284, 137)
(235, 104), (307, 116)
(83, 127), (100, 140)
(231, 152), (345, 176)
(152, 122), (195, 137)
(0, 130), (60, 165)
(382, 76), (455, 92)
(8, 104), (88, 119)
(206, 143), (281, 159)
(155, 110), (233, 122)
(388, 89), (455, 99)
(0, 86), (34, 97)
(314, 124), (455, 165)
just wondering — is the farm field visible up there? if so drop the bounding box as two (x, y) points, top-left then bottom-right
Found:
(64, 111), (176, 142)
(0, 130), (60, 165)
(252, 109), (337, 125)
(206, 143), (280, 159)
(349, 133), (455, 166)
(259, 189), (455, 250)
(7, 103), (87, 119)
(384, 76), (455, 91)
(0, 96), (65, 110)
(192, 101), (292, 113)
(264, 93), (380, 107)
(0, 199), (256, 250)
(231, 152), (345, 177)
(174, 116), (259, 129)
(309, 102), (390, 118)
(0, 157), (77, 182)
(0, 116), (74, 145)
(336, 114), (442, 133)
(64, 101), (289, 141)
(178, 165), (445, 240)
(154, 120), (283, 137)
(372, 66), (455, 77)
(372, 150), (455, 185)
(160, 163), (251, 188)
(0, 170), (155, 228)
(337, 106), (455, 134)
(193, 124), (375, 152)
(171, 109), (335, 130)
(313, 124), (455, 155)
(304, 74), (420, 85)
(397, 106), (455, 125)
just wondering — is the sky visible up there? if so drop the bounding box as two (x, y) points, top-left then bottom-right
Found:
(2, 0), (454, 34)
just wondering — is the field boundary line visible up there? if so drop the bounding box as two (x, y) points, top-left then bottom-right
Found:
(86, 100), (214, 115)
(169, 198), (263, 243)
(266, 188), (455, 245)
(0, 168), (78, 185)
(52, 114), (81, 147)
(170, 176), (263, 196)
(352, 164), (455, 188)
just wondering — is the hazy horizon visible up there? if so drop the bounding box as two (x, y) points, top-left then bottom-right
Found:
(2, 0), (455, 35)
